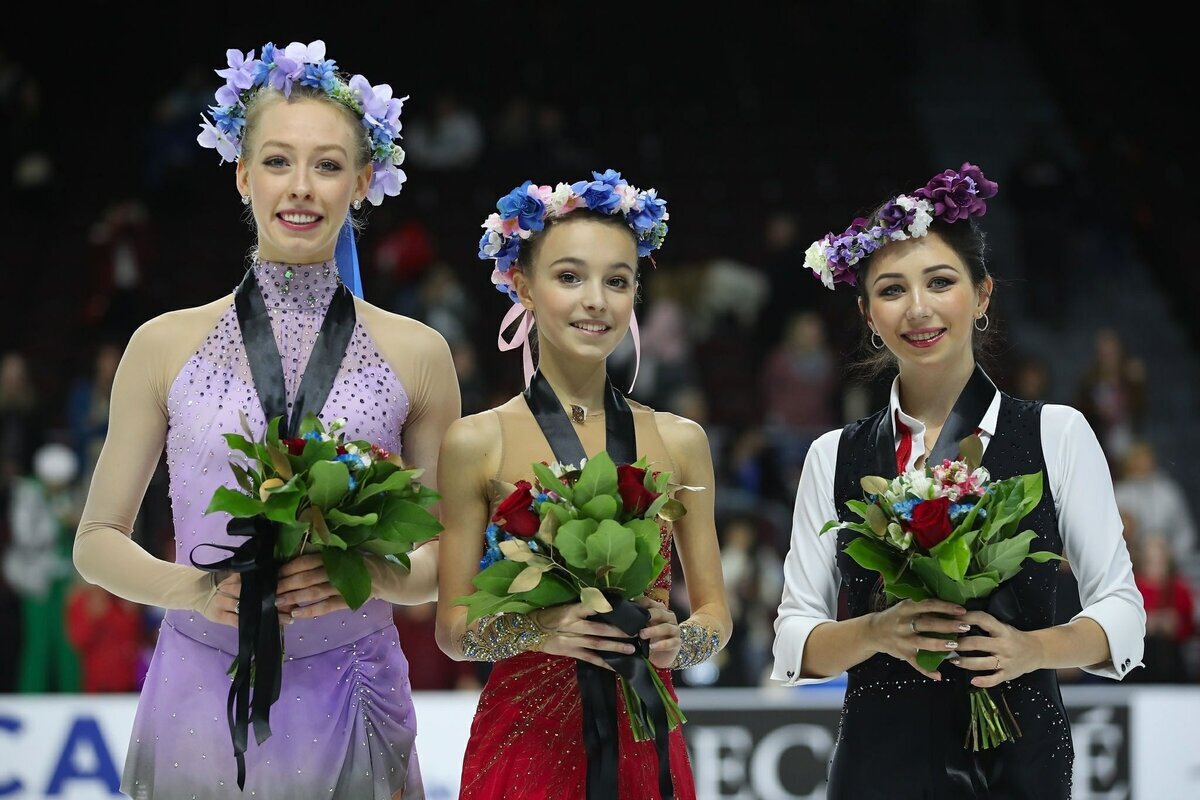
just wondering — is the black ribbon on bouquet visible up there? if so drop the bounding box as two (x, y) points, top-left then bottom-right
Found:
(188, 265), (356, 788)
(523, 371), (674, 800)
(945, 581), (1024, 797)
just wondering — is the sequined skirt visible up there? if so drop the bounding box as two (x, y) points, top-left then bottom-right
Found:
(122, 613), (424, 800)
(459, 652), (695, 800)
(827, 660), (1073, 800)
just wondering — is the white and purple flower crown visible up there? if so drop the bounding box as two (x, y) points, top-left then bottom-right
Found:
(196, 40), (407, 207)
(477, 170), (669, 303)
(805, 163), (998, 290)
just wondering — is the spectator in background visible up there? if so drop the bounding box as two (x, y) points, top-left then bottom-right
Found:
(3, 443), (82, 692)
(66, 583), (144, 692)
(392, 604), (482, 691)
(1076, 327), (1146, 462)
(1131, 535), (1195, 683)
(405, 92), (484, 170)
(1011, 353), (1052, 401)
(66, 340), (123, 485)
(1115, 439), (1197, 567)
(0, 351), (44, 515)
(718, 516), (783, 686)
(85, 199), (154, 339)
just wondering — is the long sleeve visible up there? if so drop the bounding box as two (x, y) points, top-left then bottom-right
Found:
(73, 313), (219, 614)
(771, 429), (843, 685)
(1043, 405), (1146, 680)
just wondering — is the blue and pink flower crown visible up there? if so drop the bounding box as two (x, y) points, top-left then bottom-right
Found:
(196, 40), (407, 207)
(805, 163), (998, 290)
(477, 170), (669, 303)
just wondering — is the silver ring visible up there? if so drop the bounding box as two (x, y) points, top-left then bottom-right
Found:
(235, 601), (240, 614)
(993, 656), (1000, 671)
(910, 618), (919, 634)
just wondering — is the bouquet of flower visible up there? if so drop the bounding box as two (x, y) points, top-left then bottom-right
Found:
(455, 451), (693, 741)
(206, 411), (442, 608)
(821, 435), (1062, 750)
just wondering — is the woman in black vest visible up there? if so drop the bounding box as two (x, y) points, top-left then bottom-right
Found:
(772, 164), (1145, 799)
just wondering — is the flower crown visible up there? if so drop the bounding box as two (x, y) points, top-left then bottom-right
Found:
(196, 40), (407, 206)
(805, 163), (998, 290)
(477, 169), (669, 303)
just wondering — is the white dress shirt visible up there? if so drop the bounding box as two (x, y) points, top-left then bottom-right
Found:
(772, 378), (1146, 685)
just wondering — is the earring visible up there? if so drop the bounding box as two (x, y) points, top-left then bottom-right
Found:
(352, 199), (362, 211)
(241, 195), (250, 206)
(870, 331), (884, 350)
(974, 313), (990, 332)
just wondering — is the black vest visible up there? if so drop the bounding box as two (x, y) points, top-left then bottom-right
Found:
(825, 395), (1074, 800)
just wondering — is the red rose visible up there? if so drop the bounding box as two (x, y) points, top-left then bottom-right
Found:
(493, 480), (539, 537)
(909, 496), (953, 550)
(617, 465), (661, 516)
(281, 437), (307, 456)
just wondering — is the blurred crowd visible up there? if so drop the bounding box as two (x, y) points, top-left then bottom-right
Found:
(1, 10), (1194, 695)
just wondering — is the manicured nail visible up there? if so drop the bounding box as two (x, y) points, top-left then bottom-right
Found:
(958, 624), (971, 632)
(945, 641), (958, 649)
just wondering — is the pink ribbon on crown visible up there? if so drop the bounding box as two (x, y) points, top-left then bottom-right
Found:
(497, 303), (643, 392)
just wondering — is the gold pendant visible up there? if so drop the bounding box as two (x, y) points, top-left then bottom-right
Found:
(570, 404), (587, 424)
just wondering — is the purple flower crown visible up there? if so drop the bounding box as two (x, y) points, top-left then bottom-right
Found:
(805, 163), (998, 290)
(477, 170), (669, 304)
(196, 40), (407, 207)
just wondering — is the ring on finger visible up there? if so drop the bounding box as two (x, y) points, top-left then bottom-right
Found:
(910, 618), (919, 634)
(993, 655), (1000, 671)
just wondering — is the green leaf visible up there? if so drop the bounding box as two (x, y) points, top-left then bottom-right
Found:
(819, 519), (844, 536)
(325, 509), (379, 528)
(644, 492), (670, 520)
(300, 439), (338, 470)
(1029, 550), (1066, 564)
(580, 494), (620, 522)
(275, 523), (309, 559)
(917, 649), (950, 671)
(584, 520), (637, 575)
(473, 561), (526, 594)
(932, 534), (971, 582)
(359, 538), (413, 557)
(297, 412), (323, 438)
(354, 468), (416, 504)
(909, 556), (968, 605)
(555, 519), (598, 569)
(884, 578), (932, 603)
(573, 451), (618, 507)
(308, 460), (351, 510)
(975, 530), (1038, 582)
(230, 462), (256, 492)
(223, 432), (261, 463)
(205, 486), (263, 518)
(322, 548), (370, 609)
(612, 520), (664, 598)
(845, 499), (871, 521)
(516, 571), (578, 607)
(262, 484), (302, 525)
(372, 497), (443, 544)
(453, 590), (536, 623)
(962, 571), (1000, 599)
(532, 462), (573, 503)
(843, 537), (902, 582)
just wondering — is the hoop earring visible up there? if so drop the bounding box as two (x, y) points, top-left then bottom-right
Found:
(870, 331), (884, 350)
(974, 314), (990, 332)
(352, 199), (362, 211)
(241, 195), (250, 206)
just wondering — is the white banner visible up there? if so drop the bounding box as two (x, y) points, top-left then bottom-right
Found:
(2, 687), (1198, 799)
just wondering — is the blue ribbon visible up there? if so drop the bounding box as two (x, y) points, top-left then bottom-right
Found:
(334, 217), (363, 298)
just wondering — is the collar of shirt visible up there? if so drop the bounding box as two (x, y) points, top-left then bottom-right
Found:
(888, 375), (1002, 471)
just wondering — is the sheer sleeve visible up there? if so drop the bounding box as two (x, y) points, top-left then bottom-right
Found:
(356, 302), (461, 604)
(73, 300), (229, 613)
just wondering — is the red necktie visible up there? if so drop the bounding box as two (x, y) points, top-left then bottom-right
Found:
(894, 411), (912, 475)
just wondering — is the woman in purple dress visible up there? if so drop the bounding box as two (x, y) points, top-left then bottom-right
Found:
(72, 40), (459, 799)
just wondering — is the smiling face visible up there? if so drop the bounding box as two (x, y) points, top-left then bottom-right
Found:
(858, 231), (992, 375)
(511, 216), (639, 368)
(235, 96), (371, 264)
